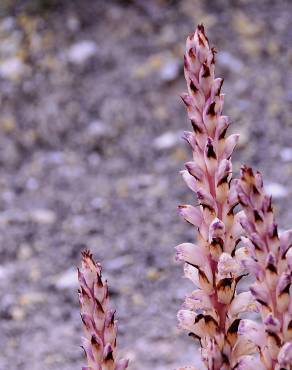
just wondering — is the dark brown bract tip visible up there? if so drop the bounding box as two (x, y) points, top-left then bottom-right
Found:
(207, 101), (216, 116)
(81, 249), (93, 259)
(197, 24), (205, 33)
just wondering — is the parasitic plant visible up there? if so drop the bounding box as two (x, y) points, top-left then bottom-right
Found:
(78, 250), (129, 370)
(176, 25), (260, 369)
(236, 166), (292, 369)
(77, 24), (292, 370)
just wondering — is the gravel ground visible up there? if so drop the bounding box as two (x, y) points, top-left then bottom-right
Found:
(0, 1), (291, 369)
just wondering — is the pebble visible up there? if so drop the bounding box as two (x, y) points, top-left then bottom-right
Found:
(26, 177), (39, 191)
(0, 17), (16, 32)
(19, 292), (46, 306)
(146, 267), (161, 281)
(280, 148), (292, 162)
(87, 120), (112, 139)
(66, 16), (80, 32)
(67, 40), (97, 64)
(1, 115), (16, 133)
(10, 306), (25, 321)
(0, 264), (12, 280)
(30, 209), (57, 225)
(217, 51), (243, 73)
(159, 58), (180, 82)
(265, 182), (289, 198)
(232, 12), (263, 37)
(132, 293), (145, 306)
(0, 209), (27, 225)
(153, 131), (180, 150)
(90, 197), (106, 210)
(29, 266), (41, 282)
(55, 268), (77, 290)
(0, 57), (26, 80)
(105, 255), (134, 271)
(17, 244), (32, 261)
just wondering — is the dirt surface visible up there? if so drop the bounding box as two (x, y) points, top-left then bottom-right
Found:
(0, 1), (291, 369)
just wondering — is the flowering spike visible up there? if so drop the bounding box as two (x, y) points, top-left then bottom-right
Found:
(237, 166), (292, 368)
(78, 250), (128, 370)
(176, 25), (255, 369)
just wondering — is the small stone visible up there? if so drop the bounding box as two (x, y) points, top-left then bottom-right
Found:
(132, 293), (145, 306)
(266, 39), (279, 56)
(241, 38), (260, 57)
(67, 40), (97, 64)
(87, 120), (112, 139)
(46, 151), (64, 165)
(0, 57), (26, 80)
(105, 255), (134, 271)
(153, 106), (168, 121)
(55, 268), (77, 290)
(66, 15), (80, 32)
(171, 147), (188, 162)
(232, 12), (263, 37)
(159, 58), (180, 82)
(280, 148), (292, 162)
(19, 292), (46, 306)
(0, 17), (16, 32)
(90, 197), (106, 210)
(265, 183), (289, 198)
(158, 26), (177, 45)
(146, 267), (161, 281)
(1, 191), (15, 203)
(30, 209), (56, 225)
(132, 54), (161, 79)
(0, 264), (11, 280)
(1, 115), (16, 133)
(116, 181), (129, 198)
(11, 306), (25, 321)
(217, 52), (243, 73)
(17, 244), (32, 261)
(29, 266), (41, 282)
(26, 177), (39, 191)
(153, 131), (179, 150)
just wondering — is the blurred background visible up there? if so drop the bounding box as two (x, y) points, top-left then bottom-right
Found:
(0, 0), (291, 369)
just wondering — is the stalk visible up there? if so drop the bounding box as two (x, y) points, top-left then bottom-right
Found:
(78, 250), (129, 370)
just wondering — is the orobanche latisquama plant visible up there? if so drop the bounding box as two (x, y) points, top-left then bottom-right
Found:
(236, 167), (292, 369)
(176, 24), (257, 369)
(78, 250), (128, 370)
(175, 25), (291, 370)
(77, 25), (291, 370)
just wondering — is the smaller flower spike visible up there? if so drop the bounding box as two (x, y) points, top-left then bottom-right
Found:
(78, 250), (129, 370)
(237, 166), (292, 369)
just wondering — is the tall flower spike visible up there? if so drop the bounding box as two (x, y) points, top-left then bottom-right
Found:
(177, 25), (256, 369)
(236, 166), (292, 369)
(78, 250), (129, 370)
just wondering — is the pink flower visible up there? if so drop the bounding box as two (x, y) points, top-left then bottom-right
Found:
(237, 166), (292, 368)
(176, 24), (256, 369)
(78, 250), (128, 370)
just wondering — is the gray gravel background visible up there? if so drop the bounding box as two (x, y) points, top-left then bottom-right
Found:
(0, 0), (291, 369)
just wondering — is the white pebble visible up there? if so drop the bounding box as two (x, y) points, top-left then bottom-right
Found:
(67, 40), (97, 64)
(153, 131), (179, 150)
(55, 268), (77, 290)
(160, 58), (180, 82)
(0, 57), (26, 80)
(217, 51), (243, 73)
(30, 209), (56, 224)
(265, 183), (289, 198)
(280, 148), (292, 162)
